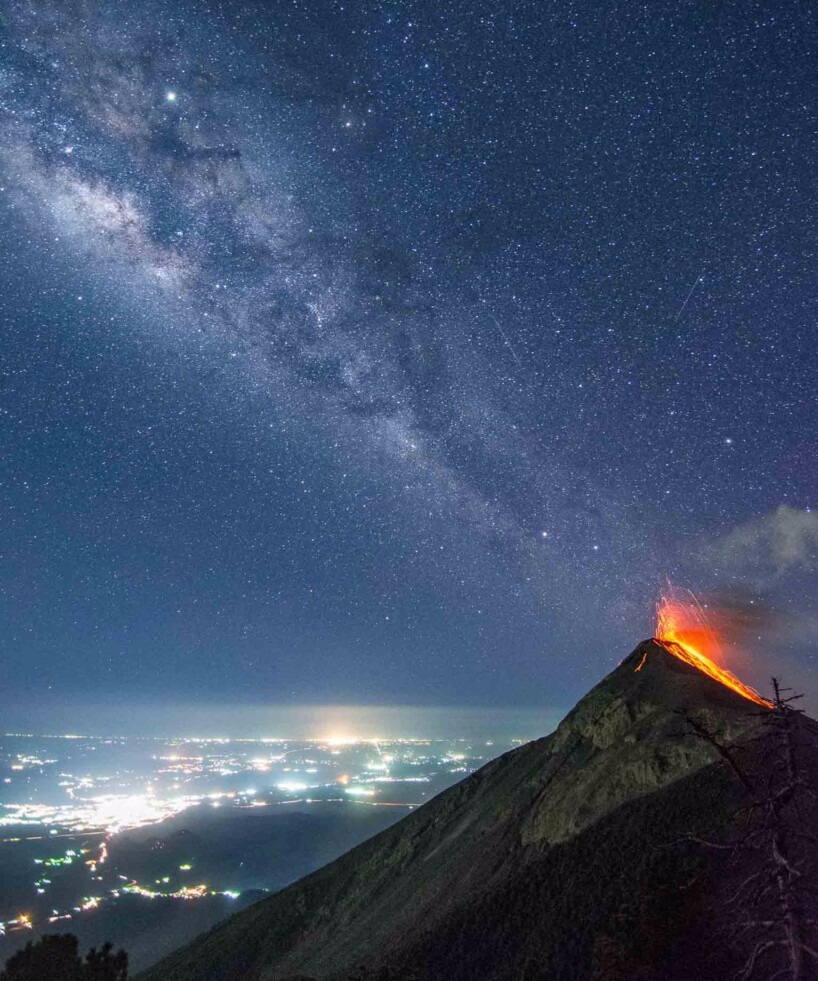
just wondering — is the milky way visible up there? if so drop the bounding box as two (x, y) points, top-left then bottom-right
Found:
(1, 0), (817, 711)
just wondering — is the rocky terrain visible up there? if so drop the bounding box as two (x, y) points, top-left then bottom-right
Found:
(139, 640), (818, 981)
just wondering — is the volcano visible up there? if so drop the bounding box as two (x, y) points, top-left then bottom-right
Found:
(139, 642), (818, 981)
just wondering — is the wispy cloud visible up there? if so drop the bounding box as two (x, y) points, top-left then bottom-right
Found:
(708, 505), (818, 576)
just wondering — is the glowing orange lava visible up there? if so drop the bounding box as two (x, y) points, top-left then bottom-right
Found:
(640, 584), (772, 708)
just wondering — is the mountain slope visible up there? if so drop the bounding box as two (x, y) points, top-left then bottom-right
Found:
(139, 641), (794, 981)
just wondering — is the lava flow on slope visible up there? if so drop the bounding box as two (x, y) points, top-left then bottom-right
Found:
(637, 584), (772, 708)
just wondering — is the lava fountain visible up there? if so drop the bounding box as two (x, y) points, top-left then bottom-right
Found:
(638, 584), (772, 708)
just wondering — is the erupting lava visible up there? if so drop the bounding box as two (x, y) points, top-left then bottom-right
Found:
(640, 584), (772, 708)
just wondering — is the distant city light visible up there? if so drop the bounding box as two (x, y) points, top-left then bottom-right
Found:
(0, 731), (508, 934)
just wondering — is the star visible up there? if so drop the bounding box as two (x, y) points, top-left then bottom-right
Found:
(0, 0), (814, 718)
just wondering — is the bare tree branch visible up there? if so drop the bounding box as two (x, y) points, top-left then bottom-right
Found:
(680, 678), (818, 981)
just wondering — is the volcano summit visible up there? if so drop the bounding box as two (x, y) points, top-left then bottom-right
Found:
(140, 643), (818, 981)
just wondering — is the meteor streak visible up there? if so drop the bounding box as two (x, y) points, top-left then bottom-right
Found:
(490, 314), (522, 366)
(674, 273), (703, 320)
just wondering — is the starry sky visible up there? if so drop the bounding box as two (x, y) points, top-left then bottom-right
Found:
(1, 0), (817, 726)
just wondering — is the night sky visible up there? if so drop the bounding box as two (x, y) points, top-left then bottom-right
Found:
(1, 1), (817, 725)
